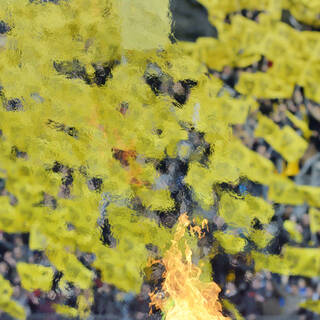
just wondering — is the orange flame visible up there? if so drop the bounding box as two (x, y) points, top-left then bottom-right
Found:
(150, 214), (229, 320)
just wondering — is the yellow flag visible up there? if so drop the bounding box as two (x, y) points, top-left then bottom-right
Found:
(185, 162), (216, 209)
(283, 220), (303, 243)
(53, 304), (78, 318)
(0, 275), (25, 320)
(268, 176), (305, 205)
(0, 300), (26, 320)
(310, 208), (320, 234)
(46, 245), (93, 290)
(214, 231), (246, 254)
(285, 110), (312, 140)
(17, 263), (54, 292)
(77, 290), (94, 319)
(301, 186), (320, 208)
(253, 246), (320, 277)
(300, 300), (320, 315)
(0, 274), (13, 301)
(248, 229), (274, 249)
(219, 193), (274, 229)
(282, 161), (300, 177)
(222, 299), (245, 320)
(135, 187), (175, 211)
(255, 115), (308, 162)
(118, 0), (170, 50)
(29, 224), (47, 251)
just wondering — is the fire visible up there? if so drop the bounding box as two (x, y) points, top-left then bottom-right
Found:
(150, 214), (229, 320)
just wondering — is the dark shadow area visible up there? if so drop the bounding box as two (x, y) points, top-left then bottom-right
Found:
(170, 0), (218, 42)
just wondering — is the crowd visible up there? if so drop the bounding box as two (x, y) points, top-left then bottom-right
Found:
(0, 228), (158, 320)
(207, 55), (320, 320)
(1, 4), (320, 320)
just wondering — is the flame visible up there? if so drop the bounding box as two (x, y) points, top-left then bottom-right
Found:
(150, 214), (229, 320)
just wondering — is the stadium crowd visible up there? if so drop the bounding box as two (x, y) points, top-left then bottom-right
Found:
(1, 5), (320, 320)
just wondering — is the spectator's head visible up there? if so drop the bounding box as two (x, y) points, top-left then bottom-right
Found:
(13, 246), (23, 260)
(291, 284), (299, 295)
(245, 271), (253, 282)
(257, 144), (267, 157)
(266, 280), (273, 292)
(0, 261), (8, 276)
(252, 275), (262, 290)
(306, 287), (314, 299)
(13, 285), (22, 299)
(225, 282), (237, 297)
(301, 214), (309, 228)
(13, 274), (20, 286)
(222, 66), (232, 77)
(0, 178), (5, 194)
(14, 236), (23, 247)
(298, 278), (306, 289)
(293, 88), (303, 105)
(4, 251), (14, 265)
